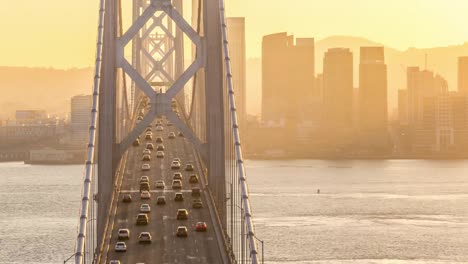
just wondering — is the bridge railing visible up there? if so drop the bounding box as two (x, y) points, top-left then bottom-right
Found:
(218, 0), (262, 263)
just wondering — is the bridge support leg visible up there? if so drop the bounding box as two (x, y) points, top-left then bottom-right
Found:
(97, 0), (119, 252)
(204, 0), (226, 229)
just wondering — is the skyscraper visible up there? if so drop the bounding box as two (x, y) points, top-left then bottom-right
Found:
(226, 17), (246, 135)
(322, 48), (353, 129)
(398, 89), (408, 126)
(261, 33), (314, 125)
(359, 47), (388, 146)
(458, 56), (468, 94)
(407, 67), (453, 152)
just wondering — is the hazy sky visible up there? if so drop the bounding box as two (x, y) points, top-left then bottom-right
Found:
(1, 0), (468, 68)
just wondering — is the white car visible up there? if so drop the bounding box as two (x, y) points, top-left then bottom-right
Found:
(171, 161), (181, 169)
(139, 232), (152, 243)
(155, 180), (165, 189)
(156, 125), (164, 131)
(140, 191), (151, 200)
(114, 241), (127, 252)
(109, 260), (121, 264)
(117, 228), (130, 240)
(173, 158), (181, 163)
(142, 149), (151, 155)
(168, 132), (176, 139)
(140, 203), (151, 213)
(156, 151), (164, 158)
(141, 164), (150, 171)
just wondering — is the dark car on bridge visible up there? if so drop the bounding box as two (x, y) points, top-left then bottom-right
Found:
(173, 172), (183, 180)
(138, 232), (152, 243)
(189, 174), (199, 184)
(136, 213), (149, 225)
(146, 143), (154, 150)
(174, 192), (184, 202)
(156, 196), (166, 205)
(176, 209), (189, 220)
(122, 194), (132, 203)
(140, 182), (150, 192)
(192, 199), (203, 209)
(185, 164), (194, 171)
(141, 154), (151, 161)
(172, 180), (182, 189)
(156, 144), (165, 151)
(176, 226), (188, 237)
(191, 187), (201, 197)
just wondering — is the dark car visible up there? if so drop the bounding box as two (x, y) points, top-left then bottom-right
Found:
(189, 174), (199, 184)
(192, 198), (203, 209)
(178, 132), (184, 137)
(185, 164), (194, 171)
(191, 187), (201, 197)
(156, 196), (166, 205)
(136, 213), (149, 225)
(146, 143), (154, 150)
(156, 137), (163, 143)
(156, 145), (165, 151)
(173, 172), (182, 180)
(141, 154), (151, 161)
(176, 226), (188, 237)
(174, 192), (184, 202)
(176, 209), (188, 220)
(122, 194), (132, 203)
(140, 182), (150, 192)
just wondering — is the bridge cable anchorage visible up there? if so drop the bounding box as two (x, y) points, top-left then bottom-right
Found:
(217, 0), (261, 263)
(74, 0), (105, 263)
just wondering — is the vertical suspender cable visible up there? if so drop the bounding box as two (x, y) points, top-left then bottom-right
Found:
(74, 0), (106, 263)
(217, 1), (260, 263)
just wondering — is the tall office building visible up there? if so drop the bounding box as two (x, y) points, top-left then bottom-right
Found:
(458, 56), (468, 94)
(71, 95), (93, 144)
(359, 47), (388, 146)
(226, 17), (246, 135)
(322, 48), (353, 129)
(398, 89), (408, 126)
(262, 33), (314, 125)
(407, 68), (453, 152)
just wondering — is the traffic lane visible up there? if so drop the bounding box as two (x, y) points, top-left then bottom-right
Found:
(107, 120), (223, 263)
(178, 131), (223, 263)
(107, 133), (156, 262)
(162, 126), (222, 263)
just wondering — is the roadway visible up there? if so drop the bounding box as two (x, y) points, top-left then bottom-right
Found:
(104, 112), (224, 263)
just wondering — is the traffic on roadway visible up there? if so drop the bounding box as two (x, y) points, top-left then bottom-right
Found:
(105, 101), (223, 263)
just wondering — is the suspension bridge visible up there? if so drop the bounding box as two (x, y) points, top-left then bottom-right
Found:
(70, 0), (262, 263)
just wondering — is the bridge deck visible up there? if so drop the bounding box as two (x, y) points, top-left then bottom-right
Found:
(103, 116), (224, 263)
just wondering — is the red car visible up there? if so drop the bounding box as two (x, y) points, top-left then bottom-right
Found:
(195, 222), (207, 232)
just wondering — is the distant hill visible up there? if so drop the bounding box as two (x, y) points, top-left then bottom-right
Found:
(247, 36), (468, 115)
(0, 67), (93, 119)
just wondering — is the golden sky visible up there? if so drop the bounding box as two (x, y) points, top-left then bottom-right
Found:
(1, 0), (468, 68)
